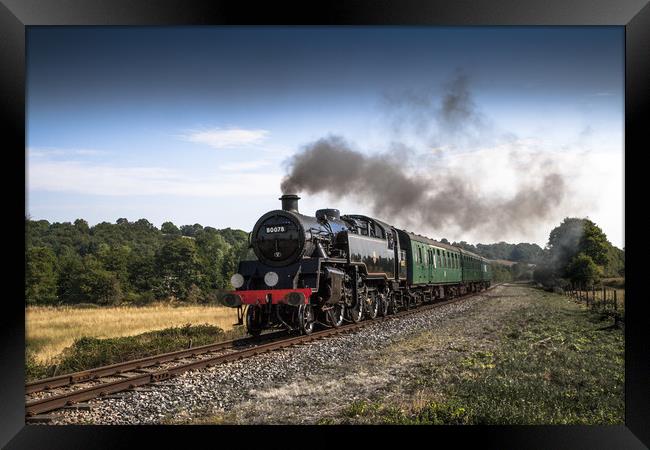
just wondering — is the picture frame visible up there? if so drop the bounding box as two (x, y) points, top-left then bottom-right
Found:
(2, 0), (647, 447)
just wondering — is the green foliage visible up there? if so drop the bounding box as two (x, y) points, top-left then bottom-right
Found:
(25, 247), (58, 305)
(25, 218), (249, 305)
(161, 221), (181, 235)
(452, 240), (544, 264)
(155, 237), (202, 300)
(565, 253), (602, 287)
(343, 399), (472, 425)
(26, 324), (225, 380)
(604, 246), (624, 277)
(537, 217), (621, 287)
(492, 264), (513, 282)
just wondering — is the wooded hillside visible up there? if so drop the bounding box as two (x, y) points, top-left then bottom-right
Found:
(25, 218), (249, 305)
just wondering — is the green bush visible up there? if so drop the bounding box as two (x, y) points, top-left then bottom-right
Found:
(27, 324), (225, 380)
(565, 253), (602, 287)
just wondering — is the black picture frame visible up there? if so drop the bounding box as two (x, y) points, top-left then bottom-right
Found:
(2, 1), (647, 448)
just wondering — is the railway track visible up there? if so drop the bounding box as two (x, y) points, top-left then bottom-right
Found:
(25, 284), (500, 420)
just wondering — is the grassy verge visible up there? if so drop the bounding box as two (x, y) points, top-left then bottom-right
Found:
(340, 289), (624, 425)
(26, 323), (247, 381)
(26, 303), (240, 364)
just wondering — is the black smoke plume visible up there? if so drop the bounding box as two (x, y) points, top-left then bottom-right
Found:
(281, 136), (565, 238)
(281, 72), (569, 239)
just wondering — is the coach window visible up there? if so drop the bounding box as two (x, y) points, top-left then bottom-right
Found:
(387, 232), (394, 249)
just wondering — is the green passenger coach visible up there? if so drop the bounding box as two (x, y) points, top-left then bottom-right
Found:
(396, 229), (491, 298)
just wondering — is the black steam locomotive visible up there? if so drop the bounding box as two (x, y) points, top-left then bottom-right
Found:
(221, 194), (492, 335)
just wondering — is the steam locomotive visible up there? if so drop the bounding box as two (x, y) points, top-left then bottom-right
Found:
(221, 194), (492, 335)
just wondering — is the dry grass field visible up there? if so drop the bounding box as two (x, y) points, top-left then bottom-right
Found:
(26, 303), (240, 364)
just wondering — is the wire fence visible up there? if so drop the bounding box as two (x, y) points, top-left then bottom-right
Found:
(565, 283), (624, 326)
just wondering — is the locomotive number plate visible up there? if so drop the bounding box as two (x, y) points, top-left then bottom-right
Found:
(266, 226), (286, 233)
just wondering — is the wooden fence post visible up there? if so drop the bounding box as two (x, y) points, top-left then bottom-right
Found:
(592, 287), (596, 308)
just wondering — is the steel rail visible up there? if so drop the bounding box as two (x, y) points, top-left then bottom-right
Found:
(26, 284), (500, 417)
(25, 330), (289, 395)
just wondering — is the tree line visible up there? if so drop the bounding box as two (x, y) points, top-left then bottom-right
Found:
(25, 218), (249, 305)
(25, 216), (623, 306)
(444, 240), (545, 264)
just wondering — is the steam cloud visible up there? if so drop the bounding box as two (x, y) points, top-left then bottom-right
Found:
(281, 72), (570, 240)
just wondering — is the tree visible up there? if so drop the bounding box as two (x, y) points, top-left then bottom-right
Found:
(161, 221), (181, 235)
(580, 220), (609, 266)
(74, 218), (90, 234)
(547, 218), (585, 270)
(56, 251), (85, 304)
(180, 223), (203, 237)
(25, 247), (58, 304)
(56, 254), (122, 305)
(25, 217), (251, 305)
(546, 217), (610, 278)
(97, 244), (132, 291)
(195, 229), (229, 290)
(155, 237), (201, 300)
(565, 253), (602, 287)
(128, 253), (160, 294)
(78, 255), (123, 305)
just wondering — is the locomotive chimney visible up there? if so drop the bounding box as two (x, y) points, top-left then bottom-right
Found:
(280, 194), (300, 213)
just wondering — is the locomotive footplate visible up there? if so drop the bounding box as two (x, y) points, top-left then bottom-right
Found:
(221, 288), (313, 307)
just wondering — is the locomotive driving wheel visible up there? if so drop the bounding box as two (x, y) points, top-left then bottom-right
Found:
(347, 287), (364, 323)
(245, 305), (263, 337)
(298, 303), (315, 335)
(366, 291), (379, 320)
(326, 303), (345, 327)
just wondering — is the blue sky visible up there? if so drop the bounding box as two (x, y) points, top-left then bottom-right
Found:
(26, 27), (624, 248)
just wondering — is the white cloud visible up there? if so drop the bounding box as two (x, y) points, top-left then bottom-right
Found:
(180, 127), (269, 149)
(27, 159), (282, 198)
(27, 147), (109, 157)
(425, 144), (623, 247)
